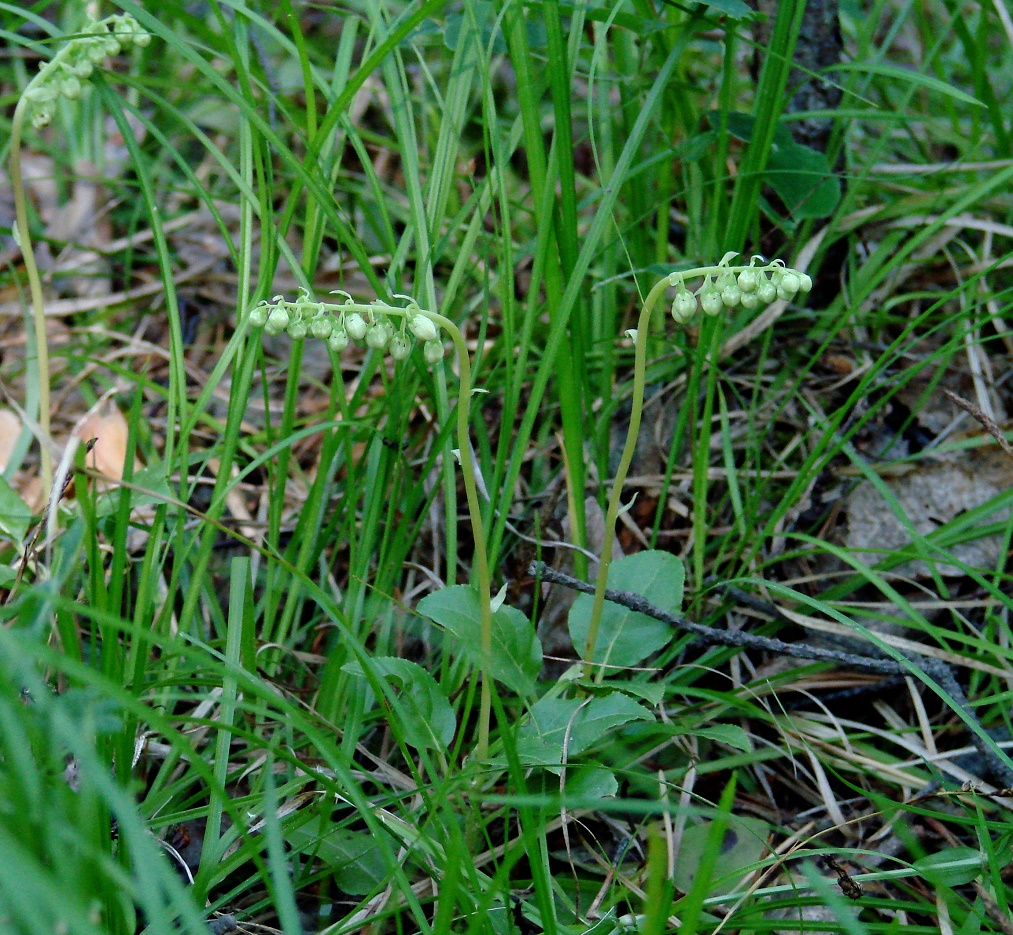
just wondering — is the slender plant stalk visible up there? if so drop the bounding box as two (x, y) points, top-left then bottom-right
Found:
(251, 295), (495, 760)
(9, 96), (53, 495)
(425, 311), (494, 762)
(9, 14), (150, 497)
(582, 259), (811, 677)
(582, 276), (671, 677)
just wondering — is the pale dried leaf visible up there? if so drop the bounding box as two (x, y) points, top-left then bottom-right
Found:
(0, 409), (22, 472)
(846, 448), (1013, 577)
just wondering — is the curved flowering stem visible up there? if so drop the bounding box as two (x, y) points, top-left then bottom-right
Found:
(250, 293), (495, 759)
(582, 255), (812, 679)
(9, 14), (150, 495)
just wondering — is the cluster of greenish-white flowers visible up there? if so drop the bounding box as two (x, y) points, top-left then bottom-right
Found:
(249, 290), (446, 364)
(669, 255), (813, 324)
(22, 14), (150, 130)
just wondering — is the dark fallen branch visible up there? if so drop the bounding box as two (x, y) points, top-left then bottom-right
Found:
(529, 561), (1013, 788)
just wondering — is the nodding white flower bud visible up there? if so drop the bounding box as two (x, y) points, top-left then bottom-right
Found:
(756, 281), (777, 305)
(265, 306), (290, 335)
(25, 85), (57, 103)
(799, 273), (813, 293)
(310, 316), (333, 339)
(721, 284), (741, 308)
(328, 328), (349, 351)
(103, 37), (121, 56)
(71, 60), (94, 78)
(672, 291), (697, 323)
(777, 272), (800, 300)
(287, 319), (308, 340)
(87, 42), (108, 64)
(60, 75), (82, 99)
(389, 332), (411, 360)
(700, 289), (723, 316)
(737, 269), (758, 293)
(133, 31), (151, 47)
(248, 303), (269, 327)
(424, 340), (445, 364)
(344, 312), (367, 340)
(740, 292), (760, 311)
(408, 313), (439, 342)
(365, 321), (389, 349)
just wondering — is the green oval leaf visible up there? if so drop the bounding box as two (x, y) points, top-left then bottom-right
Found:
(517, 694), (653, 767)
(418, 585), (542, 694)
(569, 551), (683, 667)
(343, 656), (455, 752)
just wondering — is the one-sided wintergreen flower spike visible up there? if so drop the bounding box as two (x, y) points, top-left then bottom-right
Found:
(248, 291), (454, 369)
(249, 290), (497, 761)
(22, 14), (150, 130)
(583, 252), (813, 679)
(11, 12), (152, 496)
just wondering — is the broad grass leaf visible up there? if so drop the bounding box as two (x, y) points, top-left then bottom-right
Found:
(569, 550), (683, 667)
(343, 656), (455, 752)
(693, 724), (753, 753)
(575, 679), (665, 706)
(517, 694), (653, 767)
(418, 585), (542, 694)
(913, 847), (983, 887)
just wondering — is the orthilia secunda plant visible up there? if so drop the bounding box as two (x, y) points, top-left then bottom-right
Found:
(582, 253), (813, 678)
(10, 13), (151, 495)
(249, 290), (499, 760)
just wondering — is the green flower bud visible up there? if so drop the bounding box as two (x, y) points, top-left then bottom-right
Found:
(424, 340), (444, 364)
(287, 319), (308, 340)
(103, 37), (121, 56)
(31, 108), (54, 129)
(721, 284), (741, 308)
(740, 292), (759, 311)
(61, 75), (83, 99)
(700, 289), (723, 316)
(799, 273), (813, 293)
(310, 316), (333, 339)
(671, 291), (697, 323)
(737, 269), (758, 293)
(328, 328), (349, 351)
(133, 31), (151, 48)
(248, 303), (269, 327)
(408, 313), (439, 342)
(25, 85), (57, 103)
(87, 42), (108, 64)
(756, 281), (777, 305)
(389, 332), (411, 360)
(71, 59), (94, 78)
(344, 312), (367, 340)
(365, 321), (389, 349)
(265, 306), (290, 335)
(777, 272), (800, 300)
